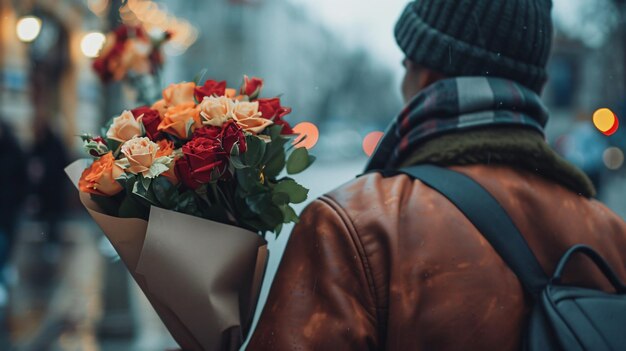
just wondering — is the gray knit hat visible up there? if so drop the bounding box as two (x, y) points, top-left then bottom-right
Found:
(395, 0), (553, 93)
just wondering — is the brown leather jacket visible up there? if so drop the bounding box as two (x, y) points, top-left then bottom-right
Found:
(248, 164), (626, 350)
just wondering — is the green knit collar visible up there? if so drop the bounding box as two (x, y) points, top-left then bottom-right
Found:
(399, 127), (596, 198)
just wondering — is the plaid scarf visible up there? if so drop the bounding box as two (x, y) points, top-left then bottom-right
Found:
(365, 77), (549, 171)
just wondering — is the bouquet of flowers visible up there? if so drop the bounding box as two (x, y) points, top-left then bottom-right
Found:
(93, 24), (170, 104)
(66, 76), (314, 350)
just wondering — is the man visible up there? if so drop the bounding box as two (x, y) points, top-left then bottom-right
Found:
(249, 0), (626, 350)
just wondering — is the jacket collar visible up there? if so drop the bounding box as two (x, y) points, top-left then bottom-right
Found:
(399, 127), (596, 198)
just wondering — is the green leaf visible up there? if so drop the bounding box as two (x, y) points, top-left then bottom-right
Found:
(263, 148), (286, 179)
(140, 176), (152, 191)
(268, 125), (284, 140)
(174, 191), (203, 217)
(147, 162), (169, 178)
(242, 136), (266, 167)
(132, 180), (159, 206)
(90, 193), (123, 217)
(286, 147), (313, 174)
(236, 168), (263, 193)
(118, 193), (150, 219)
(273, 179), (309, 204)
(152, 176), (176, 207)
(271, 192), (290, 206)
(245, 193), (272, 215)
(259, 205), (284, 229)
(280, 205), (299, 224)
(230, 155), (247, 170)
(107, 139), (122, 158)
(115, 172), (133, 190)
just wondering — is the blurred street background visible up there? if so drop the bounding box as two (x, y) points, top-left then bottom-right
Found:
(0, 0), (625, 350)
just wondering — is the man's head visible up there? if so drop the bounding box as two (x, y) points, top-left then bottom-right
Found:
(397, 0), (553, 102)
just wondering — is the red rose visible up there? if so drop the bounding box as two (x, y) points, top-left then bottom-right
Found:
(240, 76), (263, 99)
(182, 137), (228, 184)
(92, 42), (125, 82)
(194, 80), (227, 102)
(174, 157), (200, 190)
(220, 120), (247, 154)
(132, 106), (163, 140)
(257, 98), (293, 134)
(194, 126), (222, 139)
(114, 25), (145, 41)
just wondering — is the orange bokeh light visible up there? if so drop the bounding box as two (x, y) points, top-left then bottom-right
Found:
(363, 131), (384, 157)
(593, 108), (620, 136)
(293, 122), (319, 149)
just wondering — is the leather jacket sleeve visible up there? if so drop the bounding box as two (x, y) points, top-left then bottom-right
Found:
(247, 197), (379, 350)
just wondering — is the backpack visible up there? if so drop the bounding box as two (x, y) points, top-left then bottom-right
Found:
(378, 164), (626, 351)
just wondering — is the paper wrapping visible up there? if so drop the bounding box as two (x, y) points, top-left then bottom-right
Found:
(65, 160), (268, 351)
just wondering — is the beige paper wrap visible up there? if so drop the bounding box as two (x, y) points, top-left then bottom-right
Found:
(66, 160), (268, 351)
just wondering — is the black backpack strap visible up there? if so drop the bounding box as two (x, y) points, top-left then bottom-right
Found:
(381, 164), (549, 297)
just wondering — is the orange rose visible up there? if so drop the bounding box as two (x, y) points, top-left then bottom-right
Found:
(121, 137), (158, 176)
(107, 110), (143, 143)
(79, 153), (124, 196)
(163, 82), (196, 106)
(155, 140), (179, 185)
(151, 99), (169, 117)
(155, 139), (175, 158)
(232, 101), (273, 134)
(157, 102), (201, 140)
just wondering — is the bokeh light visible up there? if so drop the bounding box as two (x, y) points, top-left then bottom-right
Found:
(81, 32), (107, 58)
(362, 131), (384, 157)
(16, 16), (42, 42)
(593, 108), (619, 136)
(603, 147), (624, 170)
(293, 122), (319, 149)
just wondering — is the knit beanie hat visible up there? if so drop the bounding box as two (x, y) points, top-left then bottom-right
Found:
(395, 0), (553, 93)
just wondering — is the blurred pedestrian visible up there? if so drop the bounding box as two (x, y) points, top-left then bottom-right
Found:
(0, 119), (27, 348)
(248, 1), (626, 350)
(27, 121), (69, 247)
(0, 120), (27, 285)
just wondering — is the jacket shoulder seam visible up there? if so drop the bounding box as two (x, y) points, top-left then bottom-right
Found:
(319, 195), (380, 321)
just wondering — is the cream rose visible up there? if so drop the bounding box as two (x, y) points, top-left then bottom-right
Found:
(163, 82), (196, 106)
(120, 137), (158, 176)
(232, 101), (273, 134)
(106, 110), (143, 143)
(118, 137), (172, 179)
(199, 96), (235, 127)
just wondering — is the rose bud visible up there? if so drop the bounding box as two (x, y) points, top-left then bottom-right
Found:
(239, 75), (264, 100)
